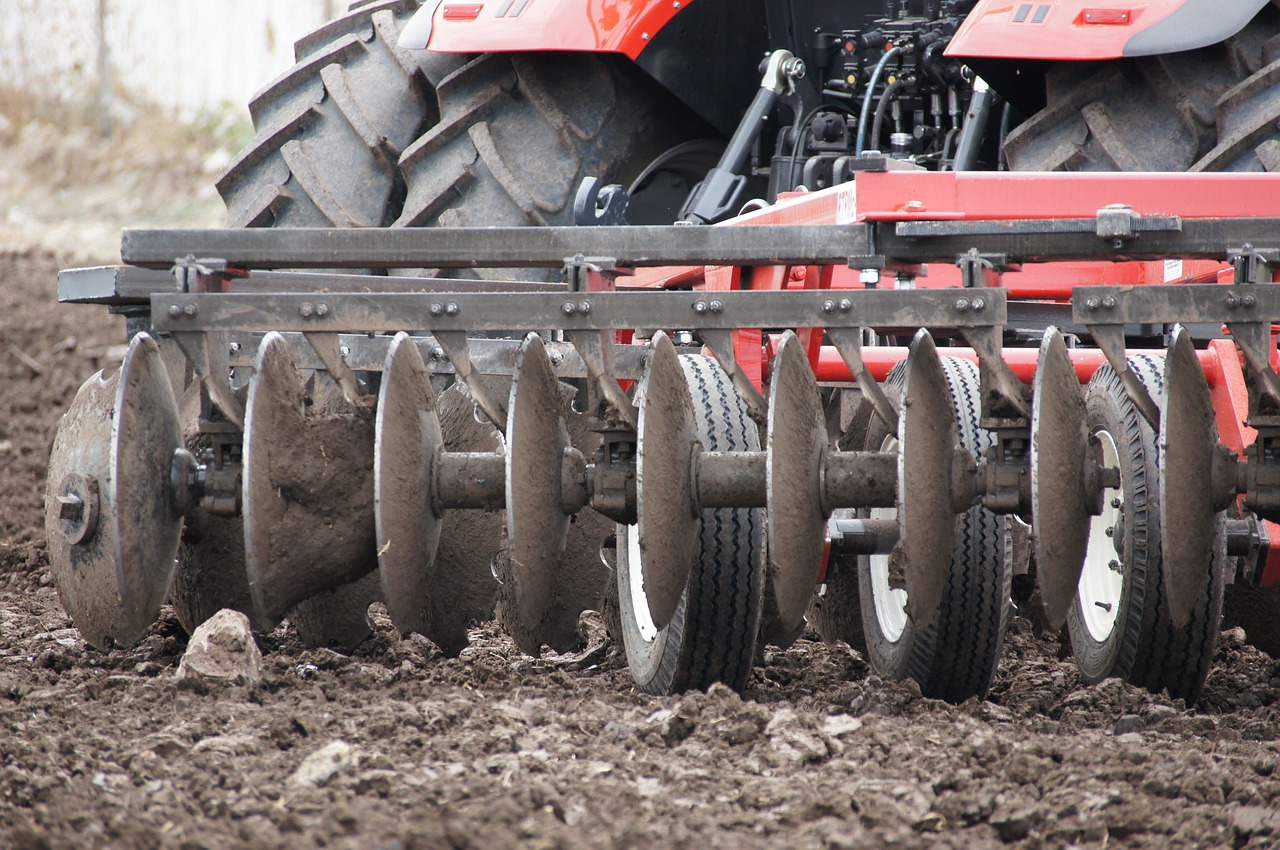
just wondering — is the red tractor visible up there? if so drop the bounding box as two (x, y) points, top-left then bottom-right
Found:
(46, 0), (1280, 706)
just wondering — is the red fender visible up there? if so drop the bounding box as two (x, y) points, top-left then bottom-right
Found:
(947, 0), (1272, 61)
(399, 0), (680, 59)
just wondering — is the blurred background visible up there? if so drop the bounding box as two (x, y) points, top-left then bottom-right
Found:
(0, 0), (340, 261)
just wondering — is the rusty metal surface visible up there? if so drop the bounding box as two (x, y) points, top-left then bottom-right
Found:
(374, 333), (446, 642)
(636, 332), (701, 630)
(242, 333), (378, 630)
(151, 289), (1008, 336)
(1031, 328), (1092, 630)
(766, 332), (830, 635)
(504, 334), (572, 635)
(895, 330), (962, 627)
(1160, 326), (1225, 628)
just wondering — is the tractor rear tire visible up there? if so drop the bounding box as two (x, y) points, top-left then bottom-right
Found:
(217, 1), (708, 271)
(1005, 1), (1280, 172)
(616, 354), (764, 695)
(1069, 356), (1224, 704)
(857, 357), (1011, 703)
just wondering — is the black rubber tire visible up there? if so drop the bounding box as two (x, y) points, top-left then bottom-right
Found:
(1068, 356), (1224, 704)
(617, 354), (764, 695)
(858, 357), (1011, 703)
(217, 4), (706, 275)
(1004, 1), (1280, 172)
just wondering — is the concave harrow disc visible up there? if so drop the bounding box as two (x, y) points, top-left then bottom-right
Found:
(375, 333), (446, 639)
(375, 332), (500, 655)
(505, 333), (572, 633)
(767, 331), (829, 635)
(635, 331), (700, 631)
(243, 332), (378, 630)
(1160, 325), (1222, 628)
(896, 329), (962, 626)
(1031, 327), (1092, 630)
(45, 332), (183, 648)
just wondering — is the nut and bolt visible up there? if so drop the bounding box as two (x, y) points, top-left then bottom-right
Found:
(971, 297), (985, 311)
(708, 300), (724, 314)
(1243, 294), (1257, 308)
(954, 298), (970, 312)
(550, 351), (565, 365)
(1101, 296), (1117, 309)
(1226, 293), (1239, 308)
(822, 300), (836, 314)
(299, 302), (314, 318)
(430, 347), (445, 361)
(183, 303), (199, 317)
(430, 302), (444, 316)
(577, 301), (592, 315)
(1111, 497), (1122, 509)
(838, 298), (852, 312)
(315, 303), (330, 318)
(1085, 297), (1101, 311)
(57, 493), (84, 521)
(445, 302), (459, 316)
(168, 304), (183, 318)
(562, 301), (578, 315)
(693, 300), (708, 314)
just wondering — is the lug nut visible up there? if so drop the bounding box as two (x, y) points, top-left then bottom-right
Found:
(562, 301), (578, 315)
(183, 303), (199, 317)
(299, 302), (315, 318)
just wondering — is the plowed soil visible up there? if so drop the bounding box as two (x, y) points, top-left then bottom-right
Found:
(2, 132), (1280, 850)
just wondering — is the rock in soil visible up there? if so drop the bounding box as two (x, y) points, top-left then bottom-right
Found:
(175, 608), (263, 685)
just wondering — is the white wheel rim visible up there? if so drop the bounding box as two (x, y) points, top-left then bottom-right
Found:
(624, 524), (659, 643)
(870, 435), (908, 641)
(1078, 428), (1123, 641)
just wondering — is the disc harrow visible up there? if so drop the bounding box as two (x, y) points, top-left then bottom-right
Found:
(46, 170), (1280, 703)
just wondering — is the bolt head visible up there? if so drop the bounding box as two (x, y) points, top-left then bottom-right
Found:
(838, 298), (852, 312)
(315, 303), (330, 318)
(822, 299), (836, 314)
(1101, 296), (1117, 309)
(1085, 297), (1101, 311)
(562, 301), (577, 315)
(971, 297), (985, 311)
(693, 300), (708, 314)
(1243, 294), (1257, 308)
(445, 302), (459, 316)
(578, 301), (592, 315)
(183, 303), (199, 317)
(1226, 293), (1239, 308)
(168, 304), (182, 318)
(708, 299), (724, 314)
(430, 302), (444, 316)
(954, 298), (970, 312)
(299, 302), (314, 318)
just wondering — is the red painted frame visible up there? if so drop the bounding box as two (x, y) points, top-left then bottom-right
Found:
(629, 171), (1280, 586)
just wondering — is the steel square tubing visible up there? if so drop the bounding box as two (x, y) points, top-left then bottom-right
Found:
(151, 289), (1006, 334)
(1071, 284), (1280, 325)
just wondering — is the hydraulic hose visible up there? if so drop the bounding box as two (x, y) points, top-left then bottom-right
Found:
(869, 75), (908, 155)
(855, 45), (904, 156)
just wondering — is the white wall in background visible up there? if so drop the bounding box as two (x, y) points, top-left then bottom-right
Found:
(0, 0), (341, 118)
